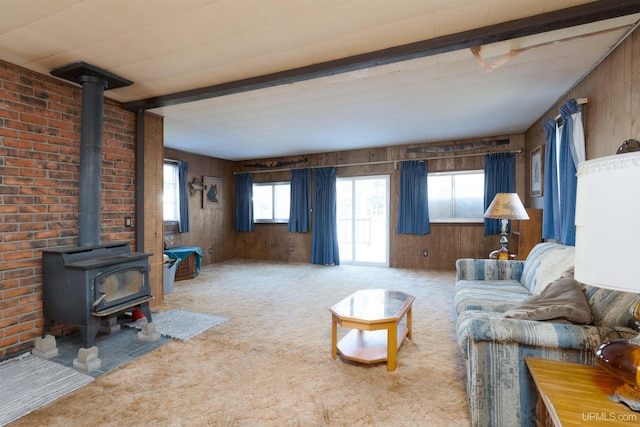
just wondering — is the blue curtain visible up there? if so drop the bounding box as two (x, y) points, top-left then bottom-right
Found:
(235, 173), (254, 232)
(397, 160), (430, 235)
(311, 167), (339, 265)
(542, 119), (560, 240)
(288, 168), (310, 232)
(483, 153), (515, 234)
(177, 161), (190, 233)
(558, 99), (580, 246)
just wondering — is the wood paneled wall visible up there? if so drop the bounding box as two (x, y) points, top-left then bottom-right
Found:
(163, 148), (236, 266)
(525, 29), (640, 209)
(143, 113), (165, 306)
(161, 135), (528, 272)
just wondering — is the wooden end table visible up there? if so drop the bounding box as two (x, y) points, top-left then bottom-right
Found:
(525, 357), (639, 426)
(329, 289), (414, 372)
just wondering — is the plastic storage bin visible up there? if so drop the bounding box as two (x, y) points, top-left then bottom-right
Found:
(163, 259), (178, 294)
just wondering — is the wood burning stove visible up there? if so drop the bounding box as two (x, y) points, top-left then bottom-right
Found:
(39, 63), (155, 355)
(42, 241), (153, 349)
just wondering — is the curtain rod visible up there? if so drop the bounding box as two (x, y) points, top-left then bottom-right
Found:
(234, 148), (523, 174)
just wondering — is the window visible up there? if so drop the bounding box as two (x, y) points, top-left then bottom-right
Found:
(253, 182), (290, 223)
(163, 162), (180, 221)
(428, 170), (484, 222)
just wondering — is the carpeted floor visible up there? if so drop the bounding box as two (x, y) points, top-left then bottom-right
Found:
(9, 260), (470, 426)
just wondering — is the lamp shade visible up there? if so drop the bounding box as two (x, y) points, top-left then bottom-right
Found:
(483, 193), (529, 220)
(574, 152), (640, 292)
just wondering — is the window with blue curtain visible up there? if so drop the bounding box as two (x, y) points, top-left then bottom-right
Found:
(397, 160), (430, 235)
(483, 153), (515, 235)
(288, 168), (310, 232)
(235, 173), (254, 232)
(163, 162), (180, 221)
(253, 182), (290, 223)
(311, 167), (339, 265)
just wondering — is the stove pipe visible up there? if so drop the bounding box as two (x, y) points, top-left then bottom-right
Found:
(78, 75), (108, 246)
(50, 62), (133, 246)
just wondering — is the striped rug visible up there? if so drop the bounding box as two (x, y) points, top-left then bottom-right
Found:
(0, 353), (94, 426)
(128, 309), (229, 341)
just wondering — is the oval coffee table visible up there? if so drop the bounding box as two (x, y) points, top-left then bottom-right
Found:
(329, 289), (415, 371)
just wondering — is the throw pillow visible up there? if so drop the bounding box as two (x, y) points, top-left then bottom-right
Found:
(503, 277), (593, 324)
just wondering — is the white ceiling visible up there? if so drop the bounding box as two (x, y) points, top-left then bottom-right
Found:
(1, 1), (639, 161)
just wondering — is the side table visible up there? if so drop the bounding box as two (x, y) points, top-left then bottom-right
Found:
(525, 357), (638, 426)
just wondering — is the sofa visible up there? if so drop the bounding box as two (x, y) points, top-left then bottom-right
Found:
(454, 242), (638, 427)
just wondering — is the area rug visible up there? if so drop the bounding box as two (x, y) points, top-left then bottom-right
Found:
(128, 309), (229, 341)
(0, 353), (94, 426)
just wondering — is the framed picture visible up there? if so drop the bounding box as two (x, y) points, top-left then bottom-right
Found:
(203, 176), (222, 208)
(531, 146), (544, 197)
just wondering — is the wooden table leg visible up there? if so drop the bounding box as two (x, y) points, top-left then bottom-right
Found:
(387, 322), (397, 371)
(331, 315), (337, 359)
(407, 306), (412, 340)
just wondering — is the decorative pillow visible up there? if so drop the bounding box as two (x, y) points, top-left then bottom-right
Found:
(503, 276), (593, 324)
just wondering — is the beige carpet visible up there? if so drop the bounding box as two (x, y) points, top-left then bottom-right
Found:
(10, 260), (470, 427)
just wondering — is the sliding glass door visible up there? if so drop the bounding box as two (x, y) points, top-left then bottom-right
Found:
(336, 175), (389, 266)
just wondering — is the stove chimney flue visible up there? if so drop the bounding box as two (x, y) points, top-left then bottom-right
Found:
(51, 62), (133, 246)
(78, 75), (107, 246)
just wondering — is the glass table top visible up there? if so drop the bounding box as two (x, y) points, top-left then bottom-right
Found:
(330, 289), (414, 321)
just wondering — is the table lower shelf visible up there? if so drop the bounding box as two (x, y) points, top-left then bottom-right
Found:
(337, 324), (408, 364)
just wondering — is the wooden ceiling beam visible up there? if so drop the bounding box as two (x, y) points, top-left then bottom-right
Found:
(123, 0), (640, 112)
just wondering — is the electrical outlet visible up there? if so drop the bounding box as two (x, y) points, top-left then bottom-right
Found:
(124, 217), (132, 227)
(289, 245), (294, 252)
(423, 250), (428, 257)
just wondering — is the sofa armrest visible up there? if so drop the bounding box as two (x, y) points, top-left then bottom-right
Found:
(466, 316), (636, 350)
(463, 318), (635, 427)
(455, 258), (525, 282)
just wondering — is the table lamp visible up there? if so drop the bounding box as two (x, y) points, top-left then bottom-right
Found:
(483, 193), (529, 260)
(574, 151), (640, 411)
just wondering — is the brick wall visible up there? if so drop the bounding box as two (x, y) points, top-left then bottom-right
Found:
(0, 60), (137, 359)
